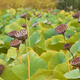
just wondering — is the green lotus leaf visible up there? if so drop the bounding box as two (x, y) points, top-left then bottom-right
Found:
(55, 63), (72, 74)
(42, 28), (56, 40)
(13, 48), (47, 78)
(31, 69), (67, 80)
(64, 69), (80, 80)
(68, 40), (80, 60)
(48, 52), (66, 69)
(46, 35), (65, 51)
(5, 18), (25, 33)
(12, 64), (27, 80)
(7, 8), (16, 15)
(0, 53), (9, 62)
(40, 50), (57, 64)
(0, 59), (21, 80)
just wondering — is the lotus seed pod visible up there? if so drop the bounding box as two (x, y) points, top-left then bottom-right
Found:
(72, 11), (80, 18)
(10, 39), (21, 48)
(27, 17), (30, 20)
(67, 34), (70, 38)
(53, 13), (57, 15)
(71, 57), (80, 68)
(14, 16), (16, 18)
(33, 12), (35, 15)
(15, 29), (28, 40)
(64, 43), (71, 50)
(20, 12), (27, 19)
(55, 24), (67, 34)
(21, 23), (27, 28)
(0, 65), (4, 75)
(46, 15), (48, 17)
(47, 21), (51, 25)
(8, 30), (17, 38)
(67, 6), (72, 10)
(37, 14), (42, 18)
(32, 23), (38, 27)
(38, 12), (41, 15)
(9, 18), (12, 20)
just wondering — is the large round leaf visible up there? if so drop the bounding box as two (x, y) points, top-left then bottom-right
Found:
(0, 59), (21, 80)
(48, 52), (66, 69)
(31, 69), (67, 80)
(64, 69), (80, 80)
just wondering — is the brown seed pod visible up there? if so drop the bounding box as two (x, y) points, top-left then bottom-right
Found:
(15, 29), (28, 40)
(9, 18), (12, 20)
(67, 34), (70, 38)
(37, 14), (42, 18)
(20, 12), (27, 19)
(14, 16), (16, 18)
(38, 12), (41, 15)
(55, 24), (67, 34)
(47, 21), (52, 25)
(53, 13), (57, 15)
(33, 12), (35, 15)
(0, 65), (4, 75)
(67, 6), (72, 10)
(70, 57), (80, 68)
(8, 30), (17, 38)
(21, 23), (27, 28)
(27, 17), (30, 20)
(64, 43), (71, 50)
(32, 23), (38, 27)
(10, 39), (21, 48)
(46, 15), (48, 17)
(72, 11), (80, 18)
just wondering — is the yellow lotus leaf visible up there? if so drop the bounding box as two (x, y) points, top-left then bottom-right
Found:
(60, 10), (65, 14)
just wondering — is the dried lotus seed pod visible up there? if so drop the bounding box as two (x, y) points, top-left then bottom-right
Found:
(71, 57), (80, 68)
(21, 23), (27, 28)
(47, 21), (52, 25)
(32, 23), (38, 27)
(20, 12), (27, 19)
(8, 30), (17, 38)
(0, 65), (4, 75)
(55, 24), (67, 34)
(15, 29), (28, 40)
(10, 39), (21, 49)
(64, 43), (71, 50)
(72, 11), (80, 18)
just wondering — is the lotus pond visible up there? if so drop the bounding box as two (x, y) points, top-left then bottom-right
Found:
(0, 8), (80, 80)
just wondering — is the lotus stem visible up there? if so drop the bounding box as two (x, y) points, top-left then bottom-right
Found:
(25, 43), (30, 80)
(25, 19), (30, 80)
(67, 50), (70, 71)
(63, 33), (66, 43)
(16, 48), (22, 64)
(68, 49), (74, 58)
